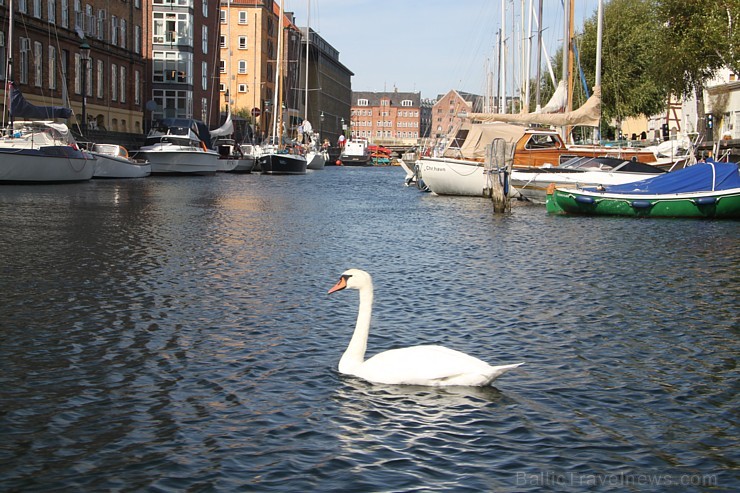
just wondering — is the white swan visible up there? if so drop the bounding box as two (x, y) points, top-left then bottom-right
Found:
(328, 269), (523, 386)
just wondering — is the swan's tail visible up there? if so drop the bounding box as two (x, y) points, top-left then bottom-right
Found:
(485, 362), (524, 384)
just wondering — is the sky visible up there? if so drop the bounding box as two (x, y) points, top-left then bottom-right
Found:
(284, 0), (601, 100)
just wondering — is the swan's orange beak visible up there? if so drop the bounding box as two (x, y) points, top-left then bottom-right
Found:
(328, 276), (347, 294)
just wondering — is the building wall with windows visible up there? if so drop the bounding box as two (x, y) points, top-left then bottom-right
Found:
(0, 0), (145, 133)
(430, 90), (484, 142)
(350, 89), (421, 145)
(143, 0), (220, 128)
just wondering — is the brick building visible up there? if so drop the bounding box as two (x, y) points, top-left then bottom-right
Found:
(350, 89), (421, 145)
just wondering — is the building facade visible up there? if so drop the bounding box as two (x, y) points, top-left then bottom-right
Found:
(1, 0), (146, 133)
(142, 0), (221, 128)
(430, 90), (484, 142)
(350, 89), (421, 145)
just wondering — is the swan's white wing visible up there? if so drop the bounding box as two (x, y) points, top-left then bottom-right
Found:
(353, 345), (515, 386)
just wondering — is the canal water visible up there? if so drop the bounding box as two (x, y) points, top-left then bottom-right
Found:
(1, 167), (737, 492)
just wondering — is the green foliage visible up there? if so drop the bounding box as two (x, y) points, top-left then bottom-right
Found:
(540, 0), (739, 121)
(656, 0), (740, 96)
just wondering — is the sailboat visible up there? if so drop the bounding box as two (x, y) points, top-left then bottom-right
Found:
(256, 0), (307, 175)
(0, 1), (95, 183)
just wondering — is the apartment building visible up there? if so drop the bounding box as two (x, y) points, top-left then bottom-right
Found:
(0, 0), (146, 133)
(429, 90), (484, 141)
(350, 89), (421, 145)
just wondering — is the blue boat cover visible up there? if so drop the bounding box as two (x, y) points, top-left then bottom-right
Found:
(595, 161), (740, 195)
(9, 81), (73, 119)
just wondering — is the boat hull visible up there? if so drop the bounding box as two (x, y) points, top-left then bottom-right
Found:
(133, 148), (219, 176)
(547, 188), (740, 218)
(92, 153), (151, 178)
(306, 151), (326, 170)
(0, 147), (95, 183)
(257, 152), (307, 175)
(511, 169), (662, 204)
(417, 158), (490, 196)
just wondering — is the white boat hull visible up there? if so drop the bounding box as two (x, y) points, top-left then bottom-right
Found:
(0, 147), (95, 183)
(417, 157), (491, 196)
(306, 151), (326, 170)
(510, 169), (663, 204)
(133, 147), (219, 175)
(93, 153), (151, 178)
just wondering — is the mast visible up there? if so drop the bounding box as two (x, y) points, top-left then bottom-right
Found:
(594, 0), (603, 142)
(304, 0), (310, 123)
(500, 0), (506, 114)
(534, 0), (543, 111)
(272, 0), (284, 146)
(5, 0), (14, 127)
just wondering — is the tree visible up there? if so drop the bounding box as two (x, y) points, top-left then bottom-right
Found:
(656, 0), (740, 97)
(577, 0), (667, 123)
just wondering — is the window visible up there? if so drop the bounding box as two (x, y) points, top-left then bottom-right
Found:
(49, 44), (57, 89)
(61, 0), (68, 28)
(111, 64), (117, 101)
(153, 89), (192, 120)
(238, 60), (247, 74)
(134, 70), (141, 104)
(219, 35), (225, 48)
(202, 0), (207, 17)
(119, 65), (126, 103)
(201, 97), (207, 122)
(238, 83), (247, 93)
(219, 83), (225, 92)
(111, 15), (118, 45)
(96, 59), (104, 98)
(238, 11), (248, 24)
(97, 10), (105, 40)
(85, 4), (95, 37)
(153, 50), (192, 84)
(48, 0), (56, 24)
(74, 52), (82, 93)
(73, 0), (81, 32)
(19, 38), (30, 84)
(2, 34), (9, 80)
(201, 61), (207, 90)
(33, 0), (41, 18)
(19, 0), (27, 14)
(238, 36), (247, 49)
(401, 99), (413, 107)
(134, 25), (141, 54)
(357, 98), (368, 106)
(152, 11), (192, 47)
(33, 42), (42, 87)
(220, 9), (226, 24)
(202, 25), (207, 54)
(219, 59), (225, 73)
(120, 18), (127, 49)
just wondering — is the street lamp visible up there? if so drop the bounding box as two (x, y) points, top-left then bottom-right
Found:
(79, 41), (90, 133)
(320, 111), (324, 141)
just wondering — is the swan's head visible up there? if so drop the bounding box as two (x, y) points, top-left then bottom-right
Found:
(328, 269), (372, 294)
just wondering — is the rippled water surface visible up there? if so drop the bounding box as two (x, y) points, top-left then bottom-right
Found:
(1, 167), (738, 492)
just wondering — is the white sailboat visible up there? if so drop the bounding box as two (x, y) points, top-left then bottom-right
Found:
(0, 0), (95, 183)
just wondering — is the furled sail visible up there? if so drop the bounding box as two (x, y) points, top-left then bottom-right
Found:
(466, 86), (601, 128)
(540, 80), (568, 113)
(210, 108), (234, 138)
(8, 81), (73, 119)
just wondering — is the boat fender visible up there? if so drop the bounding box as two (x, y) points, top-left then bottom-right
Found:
(546, 183), (557, 196)
(200, 141), (208, 152)
(631, 200), (653, 209)
(694, 197), (717, 206)
(574, 195), (595, 205)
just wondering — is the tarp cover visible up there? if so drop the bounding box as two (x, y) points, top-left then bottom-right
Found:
(597, 161), (740, 194)
(9, 82), (73, 119)
(442, 122), (527, 160)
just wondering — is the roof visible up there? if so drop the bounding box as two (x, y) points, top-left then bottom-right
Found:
(351, 90), (422, 107)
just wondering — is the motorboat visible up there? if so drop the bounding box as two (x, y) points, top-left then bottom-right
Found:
(90, 144), (151, 178)
(339, 138), (371, 166)
(510, 156), (665, 204)
(132, 118), (219, 176)
(546, 160), (740, 219)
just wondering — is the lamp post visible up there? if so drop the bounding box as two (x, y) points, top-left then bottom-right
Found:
(79, 41), (90, 133)
(320, 111), (324, 141)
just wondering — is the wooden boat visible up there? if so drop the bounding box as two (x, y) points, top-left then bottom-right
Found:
(546, 161), (740, 219)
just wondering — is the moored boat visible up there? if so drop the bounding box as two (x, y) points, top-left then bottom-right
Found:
(90, 144), (151, 178)
(132, 118), (219, 176)
(546, 161), (740, 219)
(339, 138), (371, 166)
(511, 156), (665, 204)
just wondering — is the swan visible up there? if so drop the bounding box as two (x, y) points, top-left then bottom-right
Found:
(328, 269), (523, 386)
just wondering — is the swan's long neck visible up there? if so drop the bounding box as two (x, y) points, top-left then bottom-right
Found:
(339, 281), (373, 374)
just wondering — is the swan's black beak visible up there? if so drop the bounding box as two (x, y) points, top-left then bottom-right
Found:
(328, 275), (349, 294)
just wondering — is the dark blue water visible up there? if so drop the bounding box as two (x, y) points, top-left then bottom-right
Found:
(1, 167), (738, 492)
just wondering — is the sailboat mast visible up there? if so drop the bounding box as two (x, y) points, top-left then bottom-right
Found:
(534, 0), (543, 111)
(594, 0), (603, 142)
(304, 0), (310, 123)
(5, 0), (14, 126)
(273, 0), (284, 144)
